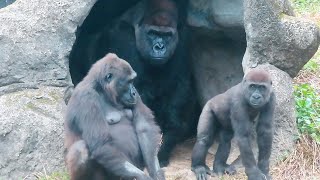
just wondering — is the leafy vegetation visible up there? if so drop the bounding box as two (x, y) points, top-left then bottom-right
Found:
(291, 0), (320, 13)
(294, 83), (320, 142)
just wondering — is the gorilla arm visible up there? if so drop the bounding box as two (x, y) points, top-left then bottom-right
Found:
(133, 98), (165, 180)
(68, 93), (149, 180)
(230, 101), (265, 180)
(256, 92), (275, 177)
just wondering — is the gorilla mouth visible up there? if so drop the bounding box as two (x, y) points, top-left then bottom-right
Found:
(149, 56), (169, 65)
(125, 101), (137, 105)
(250, 102), (262, 108)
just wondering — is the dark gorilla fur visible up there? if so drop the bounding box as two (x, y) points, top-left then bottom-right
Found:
(64, 53), (165, 180)
(191, 69), (275, 180)
(70, 0), (199, 166)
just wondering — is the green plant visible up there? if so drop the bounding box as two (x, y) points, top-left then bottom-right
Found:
(291, 0), (320, 13)
(303, 59), (320, 72)
(294, 83), (320, 142)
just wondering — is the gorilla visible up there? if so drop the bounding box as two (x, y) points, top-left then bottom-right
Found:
(64, 53), (165, 180)
(69, 0), (199, 166)
(191, 69), (275, 180)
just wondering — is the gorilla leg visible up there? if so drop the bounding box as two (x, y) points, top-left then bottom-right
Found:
(213, 130), (236, 175)
(66, 140), (91, 180)
(191, 104), (217, 180)
(158, 129), (184, 167)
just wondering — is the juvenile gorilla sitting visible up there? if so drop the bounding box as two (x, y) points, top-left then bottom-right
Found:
(64, 53), (165, 180)
(191, 69), (275, 180)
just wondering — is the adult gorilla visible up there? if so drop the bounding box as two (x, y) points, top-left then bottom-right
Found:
(69, 0), (199, 166)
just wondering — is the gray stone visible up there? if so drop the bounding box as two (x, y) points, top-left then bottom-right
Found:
(0, 0), (96, 96)
(0, 0), (96, 179)
(243, 0), (320, 77)
(0, 87), (66, 179)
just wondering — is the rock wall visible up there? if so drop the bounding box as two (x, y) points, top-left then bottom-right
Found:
(0, 0), (96, 179)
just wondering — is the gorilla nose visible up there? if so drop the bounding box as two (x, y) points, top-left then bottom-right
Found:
(253, 94), (261, 99)
(153, 42), (165, 52)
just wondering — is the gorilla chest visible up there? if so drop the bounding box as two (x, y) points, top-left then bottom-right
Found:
(109, 120), (143, 163)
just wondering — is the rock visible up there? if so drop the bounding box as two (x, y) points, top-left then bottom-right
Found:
(243, 0), (320, 77)
(0, 87), (66, 179)
(0, 0), (96, 96)
(0, 0), (96, 179)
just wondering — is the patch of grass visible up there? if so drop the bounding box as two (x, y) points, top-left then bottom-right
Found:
(272, 135), (320, 179)
(32, 171), (69, 180)
(291, 0), (320, 13)
(294, 83), (320, 142)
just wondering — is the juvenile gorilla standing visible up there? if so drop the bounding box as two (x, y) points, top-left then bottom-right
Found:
(191, 69), (275, 180)
(64, 53), (165, 180)
(70, 0), (199, 166)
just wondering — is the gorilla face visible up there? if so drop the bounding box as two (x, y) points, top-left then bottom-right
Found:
(135, 24), (178, 65)
(135, 0), (179, 66)
(243, 81), (272, 109)
(97, 54), (138, 108)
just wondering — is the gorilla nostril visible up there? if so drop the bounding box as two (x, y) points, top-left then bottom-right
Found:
(253, 95), (261, 99)
(153, 42), (164, 52)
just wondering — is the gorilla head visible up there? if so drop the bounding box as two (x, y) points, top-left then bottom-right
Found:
(135, 0), (179, 66)
(90, 53), (138, 108)
(242, 69), (273, 109)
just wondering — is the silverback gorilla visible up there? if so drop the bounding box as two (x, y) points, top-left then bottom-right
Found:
(64, 53), (165, 180)
(191, 69), (275, 180)
(69, 0), (199, 166)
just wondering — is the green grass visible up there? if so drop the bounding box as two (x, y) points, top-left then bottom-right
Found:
(291, 0), (320, 13)
(33, 171), (69, 180)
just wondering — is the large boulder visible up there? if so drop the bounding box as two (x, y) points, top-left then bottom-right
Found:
(0, 0), (96, 179)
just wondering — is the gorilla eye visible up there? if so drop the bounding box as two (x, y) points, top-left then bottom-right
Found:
(105, 73), (113, 82)
(259, 85), (266, 91)
(249, 84), (255, 89)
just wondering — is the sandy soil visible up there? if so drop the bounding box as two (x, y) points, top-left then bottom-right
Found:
(163, 139), (247, 180)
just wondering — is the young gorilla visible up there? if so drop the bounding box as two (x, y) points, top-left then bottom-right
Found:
(191, 69), (275, 180)
(64, 53), (165, 180)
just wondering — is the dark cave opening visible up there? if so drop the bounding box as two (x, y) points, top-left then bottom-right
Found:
(69, 0), (246, 93)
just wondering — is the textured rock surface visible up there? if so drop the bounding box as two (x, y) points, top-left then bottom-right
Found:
(0, 87), (66, 179)
(0, 0), (96, 179)
(243, 0), (320, 77)
(0, 0), (95, 96)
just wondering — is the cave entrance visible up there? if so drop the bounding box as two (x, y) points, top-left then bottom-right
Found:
(69, 0), (246, 103)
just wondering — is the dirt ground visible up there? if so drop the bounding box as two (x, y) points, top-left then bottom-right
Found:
(163, 139), (247, 180)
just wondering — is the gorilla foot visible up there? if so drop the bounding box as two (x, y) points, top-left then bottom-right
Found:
(213, 164), (237, 176)
(192, 165), (212, 180)
(159, 159), (169, 167)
